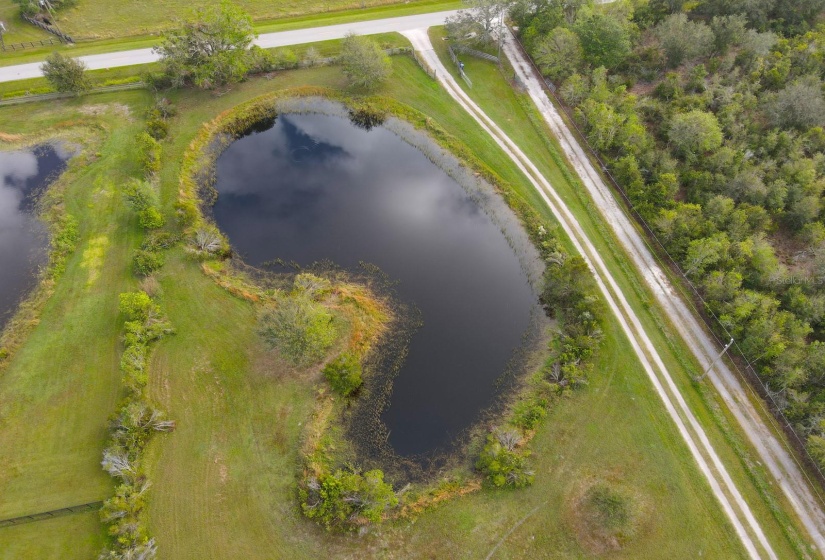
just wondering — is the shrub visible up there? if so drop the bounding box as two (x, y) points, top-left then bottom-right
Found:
(146, 118), (169, 140)
(511, 398), (548, 430)
(141, 231), (177, 252)
(191, 227), (229, 257)
(293, 273), (332, 299)
(258, 296), (338, 365)
(301, 468), (397, 529)
(475, 434), (534, 488)
(138, 207), (165, 230)
(132, 250), (165, 277)
(323, 352), (363, 396)
(119, 291), (154, 322)
(124, 180), (164, 229)
(40, 52), (91, 94)
(246, 45), (276, 74)
(137, 132), (162, 175)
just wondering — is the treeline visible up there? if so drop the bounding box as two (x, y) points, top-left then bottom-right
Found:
(98, 100), (177, 560)
(514, 0), (825, 470)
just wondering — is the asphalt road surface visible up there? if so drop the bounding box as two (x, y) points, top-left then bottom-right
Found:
(0, 10), (460, 83)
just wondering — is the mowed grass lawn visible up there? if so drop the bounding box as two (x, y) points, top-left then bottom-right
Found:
(0, 53), (805, 559)
(0, 3), (51, 44)
(0, 91), (152, 558)
(5, 0), (459, 41)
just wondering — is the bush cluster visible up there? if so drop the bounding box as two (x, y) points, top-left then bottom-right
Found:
(323, 352), (363, 397)
(99, 291), (174, 559)
(475, 432), (534, 488)
(300, 468), (398, 529)
(258, 275), (339, 366)
(475, 226), (604, 488)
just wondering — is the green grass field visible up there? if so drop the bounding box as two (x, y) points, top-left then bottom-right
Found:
(0, 3), (51, 45)
(0, 39), (819, 560)
(0, 0), (459, 44)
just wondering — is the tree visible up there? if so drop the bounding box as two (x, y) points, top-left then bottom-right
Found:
(654, 13), (714, 67)
(339, 33), (391, 90)
(710, 14), (748, 54)
(154, 1), (256, 89)
(534, 27), (582, 82)
(684, 233), (731, 277)
(445, 0), (507, 46)
(41, 53), (91, 94)
(573, 12), (632, 70)
(766, 76), (825, 131)
(668, 110), (724, 159)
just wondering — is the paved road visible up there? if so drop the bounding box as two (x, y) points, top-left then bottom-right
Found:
(0, 10), (460, 83)
(501, 28), (825, 557)
(404, 27), (780, 559)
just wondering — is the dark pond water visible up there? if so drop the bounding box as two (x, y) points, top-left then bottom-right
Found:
(0, 144), (70, 331)
(213, 112), (539, 458)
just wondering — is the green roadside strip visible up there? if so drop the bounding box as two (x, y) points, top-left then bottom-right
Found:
(0, 0), (460, 68)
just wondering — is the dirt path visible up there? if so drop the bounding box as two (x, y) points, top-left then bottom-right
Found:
(501, 28), (825, 557)
(403, 27), (779, 560)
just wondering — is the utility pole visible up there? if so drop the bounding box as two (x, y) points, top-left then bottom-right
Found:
(0, 22), (6, 51)
(696, 338), (734, 381)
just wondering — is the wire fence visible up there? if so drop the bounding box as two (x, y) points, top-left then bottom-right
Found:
(21, 14), (73, 43)
(446, 44), (472, 88)
(0, 501), (102, 529)
(506, 29), (825, 497)
(410, 50), (436, 80)
(0, 81), (145, 106)
(452, 44), (500, 64)
(1, 37), (63, 52)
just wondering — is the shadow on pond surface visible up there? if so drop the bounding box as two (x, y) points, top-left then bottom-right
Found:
(211, 101), (545, 475)
(0, 144), (72, 331)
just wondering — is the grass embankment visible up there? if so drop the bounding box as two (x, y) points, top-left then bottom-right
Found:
(0, 51), (798, 560)
(0, 0), (459, 66)
(0, 91), (153, 558)
(427, 26), (816, 559)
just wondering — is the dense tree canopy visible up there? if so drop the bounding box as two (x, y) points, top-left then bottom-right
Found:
(515, 0), (825, 471)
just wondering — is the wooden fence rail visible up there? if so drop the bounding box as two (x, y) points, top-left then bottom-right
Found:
(0, 501), (103, 529)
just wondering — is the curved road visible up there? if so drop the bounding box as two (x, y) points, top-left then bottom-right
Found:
(0, 10), (460, 83)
